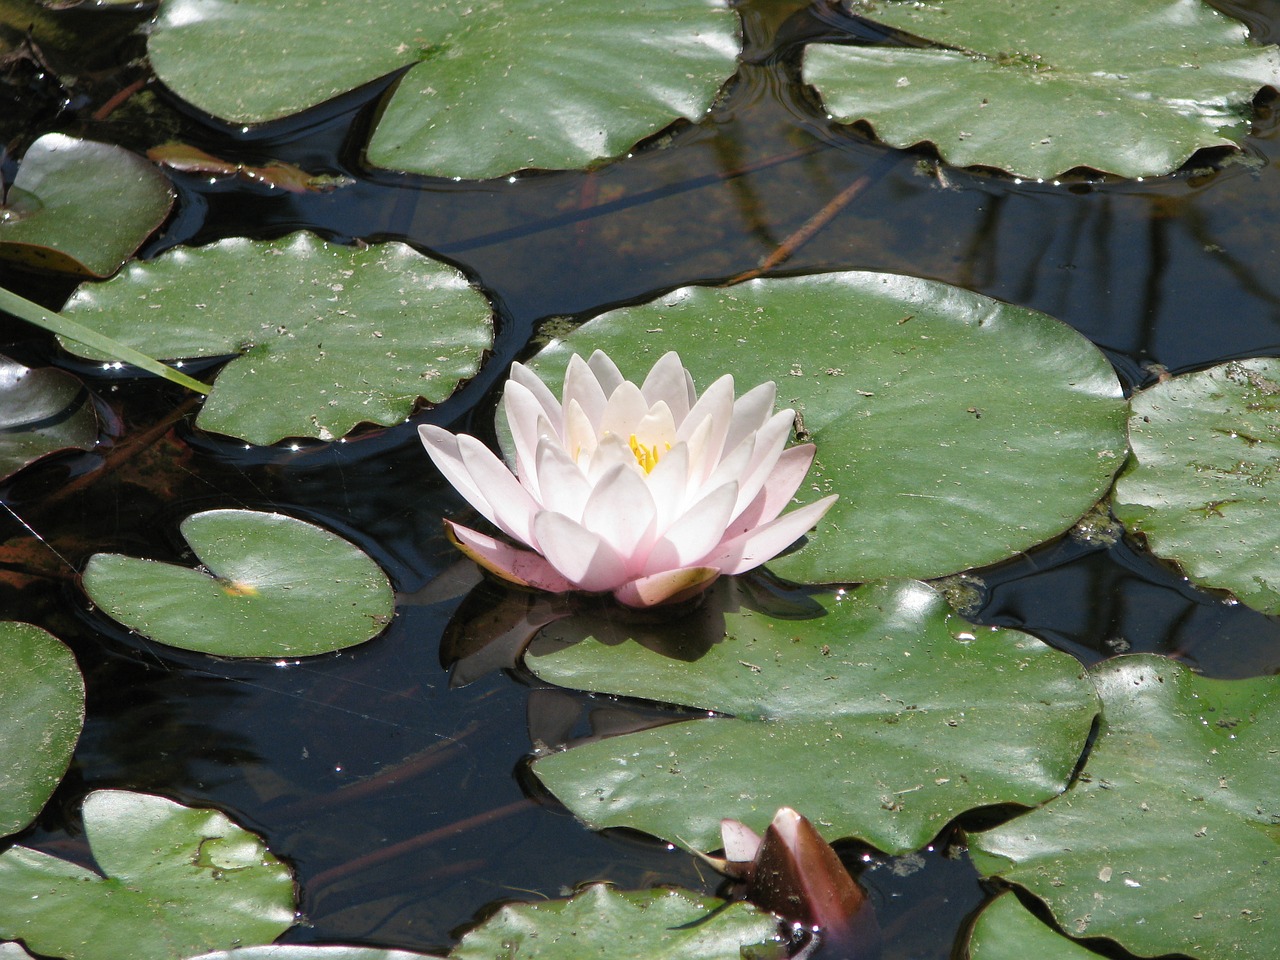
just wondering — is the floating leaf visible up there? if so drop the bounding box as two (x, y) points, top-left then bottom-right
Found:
(82, 509), (394, 658)
(0, 354), (96, 482)
(529, 580), (1098, 855)
(450, 884), (779, 960)
(186, 948), (438, 960)
(803, 0), (1280, 179)
(147, 0), (740, 180)
(1113, 359), (1280, 615)
(0, 622), (84, 838)
(60, 232), (493, 445)
(0, 134), (173, 276)
(971, 656), (1280, 960)
(0, 790), (295, 960)
(967, 893), (1102, 960)
(521, 272), (1126, 584)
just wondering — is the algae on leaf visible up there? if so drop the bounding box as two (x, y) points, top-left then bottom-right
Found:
(804, 0), (1280, 179)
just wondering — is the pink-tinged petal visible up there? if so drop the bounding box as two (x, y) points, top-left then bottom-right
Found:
(677, 374), (735, 482)
(599, 380), (649, 439)
(456, 435), (540, 546)
(723, 380), (778, 454)
(681, 415), (716, 492)
(586, 349), (625, 397)
(640, 352), (692, 423)
(535, 437), (592, 523)
(420, 425), (498, 522)
(581, 464), (657, 567)
(508, 362), (563, 437)
(445, 520), (576, 593)
(534, 511), (630, 592)
(644, 442), (692, 535)
(632, 400), (677, 452)
(613, 565), (718, 608)
(701, 432), (756, 497)
(505, 380), (554, 491)
(726, 444), (817, 537)
(563, 398), (598, 467)
(706, 494), (837, 575)
(643, 481), (738, 575)
(586, 432), (636, 483)
(562, 353), (609, 435)
(728, 409), (797, 522)
(721, 818), (764, 865)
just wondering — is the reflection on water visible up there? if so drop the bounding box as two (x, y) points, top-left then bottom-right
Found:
(1, 0), (1278, 956)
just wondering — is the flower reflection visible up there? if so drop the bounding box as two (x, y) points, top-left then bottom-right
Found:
(420, 350), (835, 608)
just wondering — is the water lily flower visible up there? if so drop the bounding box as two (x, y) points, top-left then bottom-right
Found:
(419, 350), (836, 608)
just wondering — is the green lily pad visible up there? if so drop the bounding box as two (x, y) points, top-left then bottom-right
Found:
(803, 0), (1280, 180)
(147, 0), (740, 180)
(970, 656), (1280, 960)
(60, 232), (493, 445)
(522, 272), (1127, 584)
(187, 949), (438, 960)
(968, 893), (1104, 960)
(529, 580), (1098, 855)
(0, 622), (84, 838)
(451, 884), (779, 960)
(0, 354), (97, 482)
(1113, 359), (1280, 616)
(0, 790), (294, 960)
(82, 509), (394, 658)
(0, 134), (173, 277)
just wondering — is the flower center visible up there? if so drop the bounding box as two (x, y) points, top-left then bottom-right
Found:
(629, 434), (669, 474)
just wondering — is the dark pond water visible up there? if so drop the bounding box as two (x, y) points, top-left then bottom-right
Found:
(2, 0), (1279, 957)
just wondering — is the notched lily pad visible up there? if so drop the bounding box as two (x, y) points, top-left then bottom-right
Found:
(0, 622), (84, 838)
(0, 354), (97, 482)
(186, 949), (437, 960)
(147, 0), (740, 180)
(82, 509), (395, 658)
(804, 0), (1280, 179)
(0, 790), (295, 960)
(1113, 358), (1280, 615)
(0, 133), (173, 277)
(60, 232), (493, 445)
(967, 893), (1104, 960)
(523, 271), (1127, 584)
(971, 656), (1280, 960)
(451, 883), (780, 960)
(529, 580), (1098, 855)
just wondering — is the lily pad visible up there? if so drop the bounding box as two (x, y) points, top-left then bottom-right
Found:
(0, 354), (97, 482)
(803, 0), (1280, 180)
(187, 949), (437, 960)
(1113, 358), (1280, 615)
(0, 790), (295, 960)
(521, 272), (1126, 584)
(0, 134), (173, 277)
(82, 509), (394, 658)
(60, 232), (493, 445)
(970, 656), (1280, 960)
(529, 580), (1098, 855)
(147, 0), (740, 180)
(451, 884), (779, 960)
(0, 622), (84, 838)
(967, 893), (1103, 960)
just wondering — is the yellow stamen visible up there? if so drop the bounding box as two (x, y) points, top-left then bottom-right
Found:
(629, 435), (669, 474)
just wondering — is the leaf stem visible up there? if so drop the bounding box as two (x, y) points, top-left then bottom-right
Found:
(0, 284), (210, 395)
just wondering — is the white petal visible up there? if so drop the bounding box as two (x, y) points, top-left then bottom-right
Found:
(707, 494), (837, 575)
(721, 819), (764, 863)
(587, 433), (636, 483)
(445, 520), (576, 593)
(723, 380), (778, 454)
(613, 566), (718, 608)
(505, 380), (554, 492)
(645, 442), (692, 535)
(643, 481), (738, 575)
(640, 352), (692, 423)
(457, 434), (539, 547)
(535, 437), (592, 523)
(581, 464), (657, 568)
(587, 349), (625, 396)
(508, 362), (562, 437)
(727, 409), (797, 522)
(632, 400), (677, 452)
(564, 398), (598, 467)
(534, 511), (630, 592)
(726, 444), (817, 538)
(600, 381), (649, 439)
(677, 374), (735, 482)
(681, 415), (717, 492)
(419, 425), (497, 524)
(562, 353), (609, 435)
